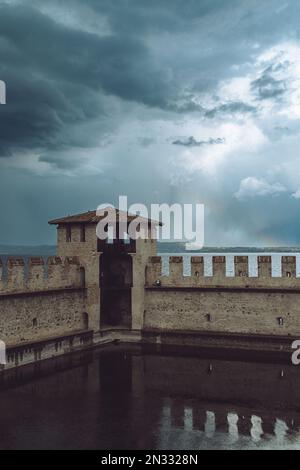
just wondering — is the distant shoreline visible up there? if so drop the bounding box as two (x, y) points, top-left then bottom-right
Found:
(157, 242), (300, 253)
(0, 243), (300, 256)
(0, 245), (56, 256)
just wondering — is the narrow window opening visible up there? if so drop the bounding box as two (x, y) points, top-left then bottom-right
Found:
(277, 317), (284, 326)
(286, 272), (291, 278)
(80, 267), (86, 288)
(205, 314), (211, 322)
(82, 312), (89, 330)
(66, 226), (72, 243)
(80, 225), (86, 242)
(32, 318), (37, 327)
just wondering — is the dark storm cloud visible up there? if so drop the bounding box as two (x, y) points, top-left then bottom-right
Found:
(0, 3), (173, 158)
(172, 136), (225, 147)
(0, 0), (295, 161)
(82, 0), (238, 34)
(0, 4), (171, 103)
(1, 0), (300, 245)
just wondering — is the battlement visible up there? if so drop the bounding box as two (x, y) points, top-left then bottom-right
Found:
(145, 255), (299, 289)
(0, 256), (84, 295)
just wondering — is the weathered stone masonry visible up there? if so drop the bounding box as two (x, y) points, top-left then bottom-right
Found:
(0, 256), (86, 345)
(145, 255), (300, 337)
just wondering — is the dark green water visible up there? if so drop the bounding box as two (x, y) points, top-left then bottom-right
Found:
(0, 346), (300, 450)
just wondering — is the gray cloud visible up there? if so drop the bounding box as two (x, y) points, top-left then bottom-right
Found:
(138, 137), (156, 148)
(172, 136), (225, 147)
(205, 102), (257, 119)
(79, 0), (240, 34)
(251, 73), (286, 100)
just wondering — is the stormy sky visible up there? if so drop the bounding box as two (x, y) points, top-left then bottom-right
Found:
(1, 0), (300, 246)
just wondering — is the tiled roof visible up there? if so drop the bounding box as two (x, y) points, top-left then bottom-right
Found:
(49, 209), (162, 226)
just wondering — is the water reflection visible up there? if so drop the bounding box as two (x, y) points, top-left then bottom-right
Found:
(0, 346), (300, 449)
(158, 401), (300, 449)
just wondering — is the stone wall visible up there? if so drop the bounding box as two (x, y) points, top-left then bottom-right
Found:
(145, 255), (299, 288)
(144, 289), (300, 336)
(0, 256), (87, 345)
(0, 290), (86, 345)
(144, 255), (300, 337)
(0, 256), (83, 293)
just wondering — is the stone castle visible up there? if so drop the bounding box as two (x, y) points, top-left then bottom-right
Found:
(0, 209), (299, 370)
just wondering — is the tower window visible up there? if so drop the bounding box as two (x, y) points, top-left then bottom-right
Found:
(277, 317), (284, 326)
(66, 226), (72, 243)
(80, 267), (86, 288)
(286, 272), (292, 278)
(80, 225), (86, 242)
(32, 318), (37, 327)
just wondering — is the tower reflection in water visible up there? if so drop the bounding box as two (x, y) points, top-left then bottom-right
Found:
(1, 347), (300, 450)
(158, 399), (298, 449)
(130, 352), (300, 450)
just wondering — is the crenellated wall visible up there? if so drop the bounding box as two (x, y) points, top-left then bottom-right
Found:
(145, 255), (299, 288)
(0, 256), (87, 345)
(144, 255), (300, 337)
(0, 256), (83, 293)
(1, 246), (300, 363)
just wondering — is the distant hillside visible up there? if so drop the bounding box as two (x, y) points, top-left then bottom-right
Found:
(0, 243), (299, 257)
(157, 242), (300, 253)
(0, 245), (56, 256)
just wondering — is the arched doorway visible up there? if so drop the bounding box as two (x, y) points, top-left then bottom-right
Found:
(100, 253), (133, 328)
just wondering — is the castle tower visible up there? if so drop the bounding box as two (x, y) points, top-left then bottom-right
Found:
(49, 209), (159, 333)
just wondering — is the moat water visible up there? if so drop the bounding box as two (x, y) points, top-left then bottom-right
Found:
(0, 345), (300, 450)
